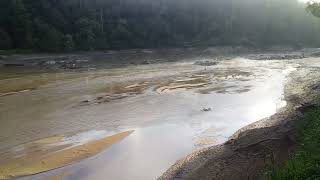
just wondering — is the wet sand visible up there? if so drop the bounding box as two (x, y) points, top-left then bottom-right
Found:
(0, 53), (311, 180)
(0, 131), (133, 179)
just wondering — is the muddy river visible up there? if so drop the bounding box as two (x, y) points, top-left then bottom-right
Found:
(0, 56), (300, 180)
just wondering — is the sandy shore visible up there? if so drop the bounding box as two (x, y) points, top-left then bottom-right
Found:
(0, 131), (134, 179)
(159, 61), (320, 180)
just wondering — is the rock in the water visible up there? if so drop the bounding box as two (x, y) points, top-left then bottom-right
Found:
(61, 63), (78, 69)
(202, 108), (212, 112)
(34, 56), (90, 70)
(312, 84), (320, 92)
(141, 60), (151, 65)
(194, 60), (218, 66)
(46, 60), (56, 65)
(246, 53), (305, 60)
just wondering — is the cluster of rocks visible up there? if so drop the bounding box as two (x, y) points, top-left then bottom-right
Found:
(194, 60), (218, 66)
(246, 53), (306, 60)
(245, 48), (320, 60)
(35, 56), (90, 70)
(0, 55), (92, 70)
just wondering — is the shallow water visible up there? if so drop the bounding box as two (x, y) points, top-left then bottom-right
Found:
(0, 58), (298, 180)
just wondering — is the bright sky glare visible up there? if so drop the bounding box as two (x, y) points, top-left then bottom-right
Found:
(298, 0), (320, 3)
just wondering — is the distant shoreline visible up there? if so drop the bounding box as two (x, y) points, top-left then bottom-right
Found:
(1, 46), (320, 69)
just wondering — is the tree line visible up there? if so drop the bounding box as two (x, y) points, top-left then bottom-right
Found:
(1, 0), (320, 52)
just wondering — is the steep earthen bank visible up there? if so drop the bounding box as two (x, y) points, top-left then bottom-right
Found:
(159, 62), (320, 180)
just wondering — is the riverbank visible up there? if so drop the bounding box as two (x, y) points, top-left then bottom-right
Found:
(159, 60), (320, 180)
(265, 106), (320, 179)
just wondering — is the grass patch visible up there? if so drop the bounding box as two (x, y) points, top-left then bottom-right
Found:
(265, 107), (320, 180)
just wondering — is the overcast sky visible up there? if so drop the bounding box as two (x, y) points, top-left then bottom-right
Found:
(298, 0), (320, 3)
(298, 0), (309, 3)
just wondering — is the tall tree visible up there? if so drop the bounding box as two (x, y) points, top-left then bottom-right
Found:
(9, 0), (33, 48)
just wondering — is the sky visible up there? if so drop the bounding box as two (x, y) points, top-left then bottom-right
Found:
(298, 0), (320, 3)
(298, 0), (310, 3)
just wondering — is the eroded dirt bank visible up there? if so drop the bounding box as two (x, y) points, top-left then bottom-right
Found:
(159, 61), (320, 180)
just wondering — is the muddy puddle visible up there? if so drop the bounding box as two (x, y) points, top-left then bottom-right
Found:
(0, 58), (300, 180)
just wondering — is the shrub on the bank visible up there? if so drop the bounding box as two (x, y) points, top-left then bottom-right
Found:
(265, 107), (320, 180)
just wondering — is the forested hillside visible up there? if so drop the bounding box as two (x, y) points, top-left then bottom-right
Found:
(1, 0), (320, 52)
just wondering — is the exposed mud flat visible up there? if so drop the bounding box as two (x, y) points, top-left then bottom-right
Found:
(0, 53), (313, 180)
(0, 130), (133, 179)
(0, 72), (86, 96)
(78, 67), (255, 106)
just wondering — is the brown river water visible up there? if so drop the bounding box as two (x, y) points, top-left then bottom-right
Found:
(0, 57), (300, 180)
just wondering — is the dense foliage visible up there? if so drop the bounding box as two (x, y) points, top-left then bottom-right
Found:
(307, 2), (320, 18)
(266, 107), (320, 180)
(1, 0), (320, 52)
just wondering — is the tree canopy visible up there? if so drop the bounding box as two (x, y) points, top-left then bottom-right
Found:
(1, 0), (320, 52)
(307, 2), (320, 17)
